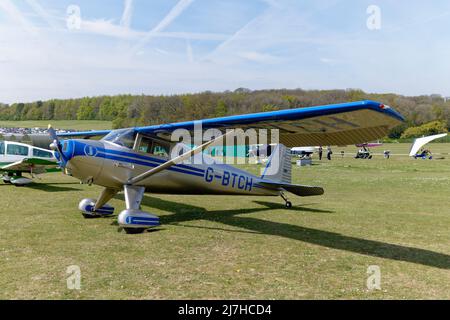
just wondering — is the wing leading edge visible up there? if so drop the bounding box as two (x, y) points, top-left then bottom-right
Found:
(58, 100), (404, 146)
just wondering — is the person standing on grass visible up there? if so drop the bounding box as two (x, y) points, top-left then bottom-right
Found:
(327, 146), (333, 160)
(318, 146), (323, 160)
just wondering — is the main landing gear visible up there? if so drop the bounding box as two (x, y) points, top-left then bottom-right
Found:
(78, 188), (117, 218)
(2, 173), (33, 186)
(280, 191), (292, 208)
(117, 185), (160, 234)
(78, 185), (160, 234)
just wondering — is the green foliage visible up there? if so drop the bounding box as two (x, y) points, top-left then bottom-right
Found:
(1, 89), (450, 132)
(401, 120), (448, 139)
(76, 103), (95, 120)
(215, 100), (227, 117)
(388, 124), (408, 139)
(262, 104), (279, 112)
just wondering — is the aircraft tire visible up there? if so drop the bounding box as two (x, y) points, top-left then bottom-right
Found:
(285, 201), (292, 208)
(124, 228), (147, 234)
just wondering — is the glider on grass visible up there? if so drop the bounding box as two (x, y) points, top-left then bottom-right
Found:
(409, 133), (448, 159)
(50, 100), (404, 234)
(0, 141), (58, 186)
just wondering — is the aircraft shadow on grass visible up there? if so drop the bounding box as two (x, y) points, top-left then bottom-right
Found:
(27, 183), (83, 192)
(132, 195), (450, 270)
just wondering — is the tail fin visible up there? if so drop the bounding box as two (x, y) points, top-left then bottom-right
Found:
(261, 144), (292, 183)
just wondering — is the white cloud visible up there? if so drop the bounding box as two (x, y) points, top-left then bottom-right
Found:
(77, 19), (230, 41)
(238, 51), (279, 63)
(81, 19), (142, 40)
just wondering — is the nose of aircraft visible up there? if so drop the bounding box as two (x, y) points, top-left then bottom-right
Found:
(51, 139), (75, 166)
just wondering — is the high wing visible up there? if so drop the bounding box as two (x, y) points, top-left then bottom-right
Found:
(0, 158), (59, 174)
(58, 100), (404, 147)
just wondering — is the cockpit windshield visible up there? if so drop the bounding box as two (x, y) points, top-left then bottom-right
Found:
(102, 129), (136, 149)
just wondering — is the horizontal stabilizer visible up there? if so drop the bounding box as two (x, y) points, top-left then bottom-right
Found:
(258, 181), (324, 197)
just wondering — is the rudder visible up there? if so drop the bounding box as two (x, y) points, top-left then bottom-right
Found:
(261, 144), (292, 184)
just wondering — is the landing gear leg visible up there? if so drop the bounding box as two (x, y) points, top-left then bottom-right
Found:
(280, 191), (292, 208)
(118, 185), (160, 234)
(79, 188), (117, 218)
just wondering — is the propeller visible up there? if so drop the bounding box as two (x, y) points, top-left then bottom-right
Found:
(48, 125), (67, 166)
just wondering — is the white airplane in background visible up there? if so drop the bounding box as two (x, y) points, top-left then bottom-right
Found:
(249, 146), (317, 162)
(0, 141), (58, 186)
(291, 147), (317, 158)
(49, 100), (404, 234)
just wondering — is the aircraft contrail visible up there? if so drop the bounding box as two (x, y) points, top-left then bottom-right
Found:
(120, 0), (134, 28)
(0, 0), (37, 34)
(25, 0), (59, 29)
(130, 0), (195, 54)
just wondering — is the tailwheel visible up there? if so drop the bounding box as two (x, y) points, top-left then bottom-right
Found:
(124, 228), (147, 234)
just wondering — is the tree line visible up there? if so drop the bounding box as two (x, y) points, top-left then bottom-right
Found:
(1, 88), (449, 138)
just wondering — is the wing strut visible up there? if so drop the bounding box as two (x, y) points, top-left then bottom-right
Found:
(127, 130), (235, 185)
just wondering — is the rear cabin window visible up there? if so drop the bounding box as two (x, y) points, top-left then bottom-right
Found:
(7, 144), (29, 156)
(33, 149), (53, 158)
(0, 142), (4, 155)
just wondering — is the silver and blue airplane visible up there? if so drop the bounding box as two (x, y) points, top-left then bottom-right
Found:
(49, 100), (404, 234)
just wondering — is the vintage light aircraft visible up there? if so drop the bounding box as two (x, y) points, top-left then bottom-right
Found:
(50, 100), (404, 234)
(0, 140), (58, 186)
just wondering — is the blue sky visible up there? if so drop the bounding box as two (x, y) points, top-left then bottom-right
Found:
(0, 0), (450, 103)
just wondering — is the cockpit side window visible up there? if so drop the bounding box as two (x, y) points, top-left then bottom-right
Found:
(151, 142), (170, 158)
(0, 142), (4, 155)
(102, 129), (137, 149)
(138, 136), (170, 158)
(33, 148), (53, 158)
(7, 144), (29, 156)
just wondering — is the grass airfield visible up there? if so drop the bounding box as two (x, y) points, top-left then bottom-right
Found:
(0, 143), (449, 299)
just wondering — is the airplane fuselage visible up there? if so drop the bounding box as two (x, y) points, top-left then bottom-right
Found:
(61, 139), (280, 196)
